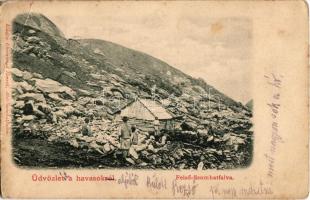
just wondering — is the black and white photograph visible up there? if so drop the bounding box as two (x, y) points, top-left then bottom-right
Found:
(11, 11), (253, 169)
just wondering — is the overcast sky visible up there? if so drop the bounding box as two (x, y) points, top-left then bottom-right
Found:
(38, 3), (252, 103)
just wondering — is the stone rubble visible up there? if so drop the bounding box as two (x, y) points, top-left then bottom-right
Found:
(12, 68), (253, 169)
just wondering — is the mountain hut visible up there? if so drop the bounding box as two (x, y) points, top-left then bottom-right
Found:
(119, 98), (175, 132)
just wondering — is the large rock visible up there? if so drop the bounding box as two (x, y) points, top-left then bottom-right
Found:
(21, 81), (33, 92)
(77, 88), (93, 97)
(69, 139), (79, 148)
(133, 144), (148, 152)
(63, 71), (76, 79)
(125, 158), (135, 165)
(12, 84), (24, 95)
(22, 71), (33, 80)
(19, 93), (46, 103)
(197, 162), (204, 170)
(21, 115), (36, 122)
(48, 93), (62, 101)
(53, 110), (67, 118)
(33, 108), (45, 118)
(33, 72), (43, 79)
(14, 101), (25, 109)
(26, 36), (40, 43)
(96, 135), (108, 145)
(12, 68), (34, 80)
(37, 103), (52, 114)
(32, 78), (76, 99)
(181, 120), (198, 131)
(197, 129), (209, 137)
(11, 68), (24, 78)
(129, 147), (139, 159)
(62, 106), (75, 115)
(14, 81), (34, 92)
(223, 133), (246, 146)
(103, 143), (111, 152)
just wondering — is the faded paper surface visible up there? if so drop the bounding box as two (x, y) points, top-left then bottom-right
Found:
(0, 1), (308, 198)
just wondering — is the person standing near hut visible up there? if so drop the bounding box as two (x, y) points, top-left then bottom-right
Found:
(131, 126), (138, 145)
(119, 116), (132, 159)
(81, 118), (92, 136)
(153, 117), (160, 138)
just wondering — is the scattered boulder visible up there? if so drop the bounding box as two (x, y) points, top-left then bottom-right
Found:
(33, 108), (45, 118)
(11, 68), (24, 78)
(14, 101), (25, 109)
(54, 110), (67, 118)
(110, 88), (125, 98)
(125, 158), (135, 165)
(103, 143), (111, 152)
(13, 84), (24, 95)
(63, 71), (76, 79)
(179, 163), (186, 169)
(33, 72), (43, 79)
(181, 120), (198, 131)
(129, 147), (139, 159)
(33, 78), (76, 99)
(207, 135), (214, 142)
(22, 71), (33, 80)
(197, 161), (204, 170)
(19, 93), (46, 103)
(77, 89), (93, 97)
(26, 36), (40, 43)
(28, 29), (36, 34)
(69, 139), (79, 148)
(62, 106), (75, 115)
(198, 129), (209, 137)
(37, 103), (52, 114)
(133, 144), (148, 152)
(14, 81), (34, 93)
(21, 115), (36, 122)
(48, 93), (62, 101)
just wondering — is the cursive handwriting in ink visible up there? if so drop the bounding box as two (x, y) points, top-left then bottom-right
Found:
(264, 73), (284, 177)
(172, 179), (198, 197)
(117, 172), (139, 189)
(146, 174), (167, 193)
(210, 180), (273, 198)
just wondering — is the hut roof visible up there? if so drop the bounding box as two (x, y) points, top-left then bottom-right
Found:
(120, 98), (173, 120)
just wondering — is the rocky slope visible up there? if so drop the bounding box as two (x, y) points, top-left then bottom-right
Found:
(12, 13), (253, 169)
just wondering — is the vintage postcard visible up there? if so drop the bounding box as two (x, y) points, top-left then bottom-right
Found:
(0, 0), (308, 199)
